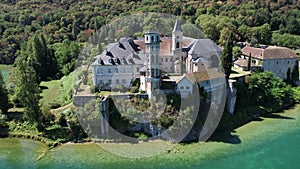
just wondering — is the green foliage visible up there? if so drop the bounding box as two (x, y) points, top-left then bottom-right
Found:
(221, 31), (234, 78)
(76, 99), (101, 138)
(248, 71), (294, 113)
(0, 73), (9, 114)
(14, 54), (42, 127)
(90, 85), (99, 94)
(247, 53), (252, 71)
(0, 110), (8, 128)
(238, 24), (272, 45)
(0, 0), (299, 65)
(129, 86), (139, 93)
(40, 69), (81, 108)
(21, 33), (56, 81)
(292, 87), (300, 103)
(53, 40), (81, 77)
(272, 33), (300, 48)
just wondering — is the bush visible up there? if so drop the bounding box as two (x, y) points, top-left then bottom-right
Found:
(129, 86), (139, 93)
(90, 85), (99, 94)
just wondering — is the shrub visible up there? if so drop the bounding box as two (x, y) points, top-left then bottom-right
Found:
(129, 86), (139, 93)
(90, 85), (99, 94)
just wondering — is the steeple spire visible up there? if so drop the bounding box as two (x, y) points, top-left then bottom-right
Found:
(173, 17), (182, 33)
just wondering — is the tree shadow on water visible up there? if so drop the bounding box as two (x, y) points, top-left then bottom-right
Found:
(208, 117), (265, 144)
(208, 129), (242, 144)
(261, 113), (295, 120)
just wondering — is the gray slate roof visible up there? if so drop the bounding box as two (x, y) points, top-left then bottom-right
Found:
(92, 37), (147, 66)
(173, 19), (182, 32)
(188, 39), (222, 58)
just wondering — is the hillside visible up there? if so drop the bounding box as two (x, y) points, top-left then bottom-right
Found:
(0, 0), (300, 64)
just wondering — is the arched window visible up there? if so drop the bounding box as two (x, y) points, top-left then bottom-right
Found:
(176, 42), (180, 48)
(151, 36), (154, 42)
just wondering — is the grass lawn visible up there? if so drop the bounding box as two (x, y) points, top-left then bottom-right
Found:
(40, 70), (81, 107)
(40, 80), (61, 107)
(0, 64), (14, 82)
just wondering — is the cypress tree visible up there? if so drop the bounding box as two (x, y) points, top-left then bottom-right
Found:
(221, 31), (234, 79)
(247, 53), (252, 71)
(0, 73), (9, 114)
(15, 48), (42, 127)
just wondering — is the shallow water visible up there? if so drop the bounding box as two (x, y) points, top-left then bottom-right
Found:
(1, 105), (300, 169)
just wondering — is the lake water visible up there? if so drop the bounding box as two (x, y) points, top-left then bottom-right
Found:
(1, 105), (300, 169)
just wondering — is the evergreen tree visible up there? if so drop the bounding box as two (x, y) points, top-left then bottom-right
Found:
(221, 31), (234, 79)
(25, 33), (55, 81)
(286, 67), (291, 84)
(247, 53), (252, 71)
(292, 64), (299, 85)
(72, 19), (80, 40)
(15, 53), (42, 127)
(0, 73), (9, 114)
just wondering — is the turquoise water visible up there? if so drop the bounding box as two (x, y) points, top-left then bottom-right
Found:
(197, 129), (300, 169)
(1, 105), (300, 169)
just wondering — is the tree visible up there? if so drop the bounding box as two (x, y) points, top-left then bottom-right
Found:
(24, 33), (56, 81)
(247, 53), (252, 71)
(53, 40), (80, 77)
(292, 64), (299, 85)
(0, 73), (9, 114)
(249, 71), (294, 112)
(14, 53), (42, 127)
(72, 19), (80, 40)
(286, 68), (291, 84)
(221, 31), (234, 79)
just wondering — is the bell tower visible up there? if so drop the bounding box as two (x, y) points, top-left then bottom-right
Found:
(172, 18), (183, 74)
(145, 31), (161, 97)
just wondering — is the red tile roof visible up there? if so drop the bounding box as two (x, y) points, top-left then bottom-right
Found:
(242, 46), (299, 60)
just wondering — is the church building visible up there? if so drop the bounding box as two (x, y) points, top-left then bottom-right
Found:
(91, 19), (223, 96)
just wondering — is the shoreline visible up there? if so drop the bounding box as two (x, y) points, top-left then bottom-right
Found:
(3, 103), (300, 150)
(0, 104), (299, 168)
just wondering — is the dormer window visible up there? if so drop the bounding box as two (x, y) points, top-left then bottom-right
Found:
(121, 58), (126, 64)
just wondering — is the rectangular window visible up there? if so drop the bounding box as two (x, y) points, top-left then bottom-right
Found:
(115, 68), (118, 73)
(180, 86), (184, 90)
(97, 68), (103, 75)
(186, 86), (190, 90)
(161, 58), (163, 62)
(137, 67), (140, 72)
(108, 68), (111, 74)
(165, 58), (168, 62)
(122, 79), (126, 84)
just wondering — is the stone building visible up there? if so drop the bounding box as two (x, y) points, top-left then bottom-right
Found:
(235, 46), (299, 80)
(91, 20), (223, 93)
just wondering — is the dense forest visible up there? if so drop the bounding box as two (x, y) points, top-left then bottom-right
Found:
(0, 0), (300, 65)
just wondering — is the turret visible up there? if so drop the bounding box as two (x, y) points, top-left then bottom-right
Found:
(144, 31), (161, 97)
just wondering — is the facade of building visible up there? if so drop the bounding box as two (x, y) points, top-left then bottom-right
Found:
(175, 69), (225, 99)
(235, 46), (299, 80)
(91, 20), (223, 95)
